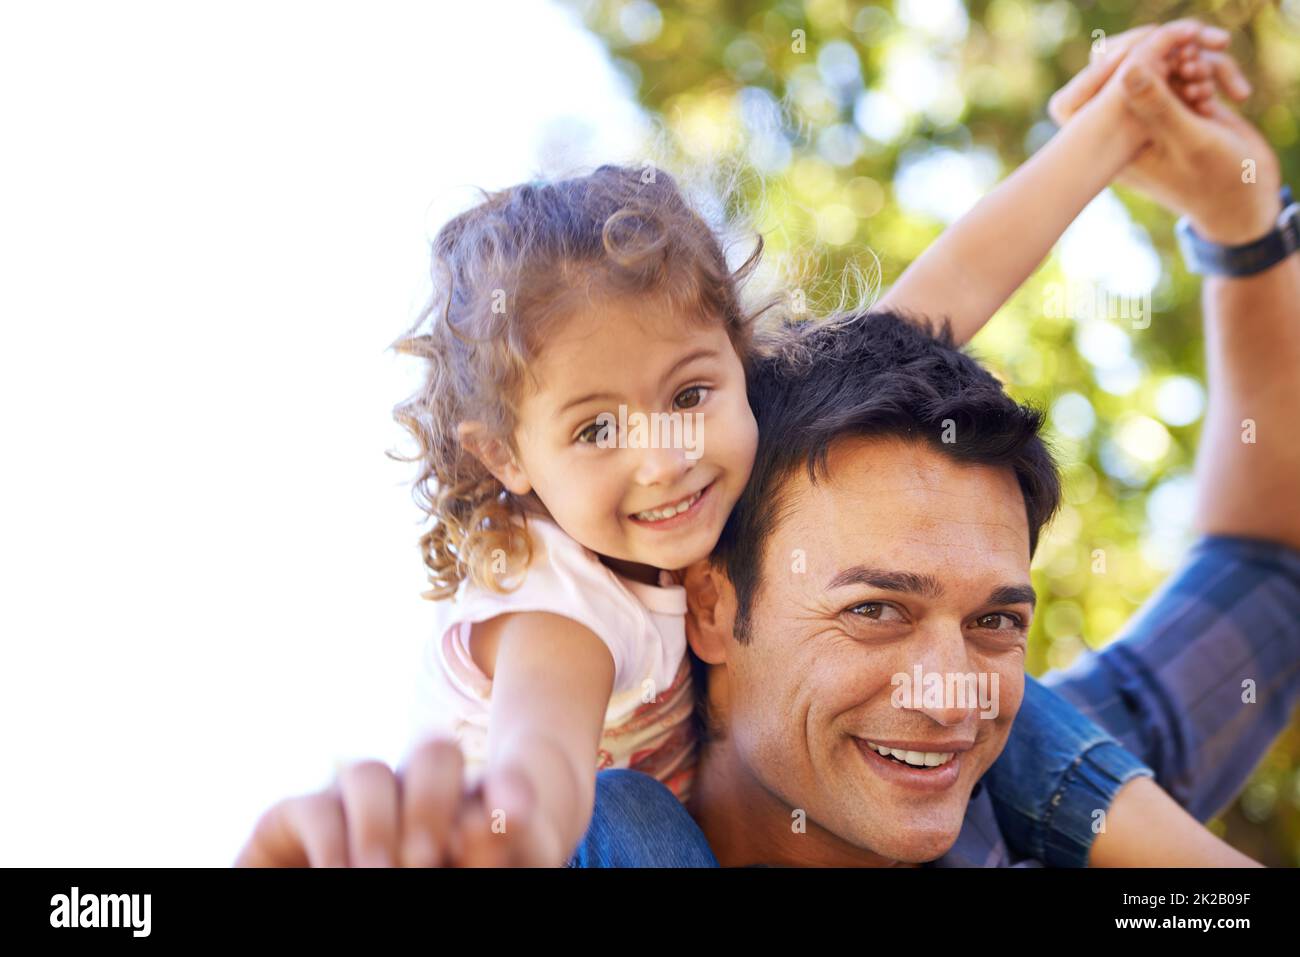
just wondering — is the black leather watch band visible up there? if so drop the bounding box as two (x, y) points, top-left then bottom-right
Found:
(1175, 186), (1300, 277)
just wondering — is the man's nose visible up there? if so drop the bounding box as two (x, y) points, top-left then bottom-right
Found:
(905, 625), (981, 727)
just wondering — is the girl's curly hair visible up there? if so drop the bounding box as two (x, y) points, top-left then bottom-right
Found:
(387, 152), (878, 602)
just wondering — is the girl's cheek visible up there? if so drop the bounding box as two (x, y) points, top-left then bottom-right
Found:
(737, 399), (760, 464)
(719, 393), (756, 440)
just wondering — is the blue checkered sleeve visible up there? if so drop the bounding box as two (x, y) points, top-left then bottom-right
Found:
(1041, 534), (1300, 823)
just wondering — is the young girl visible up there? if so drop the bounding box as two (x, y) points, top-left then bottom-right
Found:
(388, 23), (1250, 867)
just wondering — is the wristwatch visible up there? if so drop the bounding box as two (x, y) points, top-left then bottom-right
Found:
(1175, 185), (1300, 276)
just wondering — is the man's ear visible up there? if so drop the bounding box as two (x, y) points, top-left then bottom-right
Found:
(457, 421), (532, 496)
(682, 558), (738, 666)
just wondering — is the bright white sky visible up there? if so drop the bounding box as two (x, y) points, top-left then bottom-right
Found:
(0, 0), (648, 866)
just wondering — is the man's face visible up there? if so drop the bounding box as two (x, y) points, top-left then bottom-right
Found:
(722, 434), (1034, 863)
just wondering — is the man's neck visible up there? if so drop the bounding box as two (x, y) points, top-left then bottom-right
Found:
(687, 734), (920, 868)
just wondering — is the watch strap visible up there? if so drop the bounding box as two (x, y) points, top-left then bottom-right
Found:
(1176, 185), (1300, 277)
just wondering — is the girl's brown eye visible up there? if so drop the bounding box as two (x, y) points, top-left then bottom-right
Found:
(676, 386), (708, 409)
(576, 422), (608, 445)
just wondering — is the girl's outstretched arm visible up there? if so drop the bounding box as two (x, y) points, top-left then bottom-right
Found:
(875, 21), (1205, 346)
(458, 609), (615, 866)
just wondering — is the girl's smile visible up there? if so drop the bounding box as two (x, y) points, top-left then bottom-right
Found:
(627, 477), (717, 529)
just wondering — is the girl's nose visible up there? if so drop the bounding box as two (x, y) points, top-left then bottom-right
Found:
(633, 443), (694, 488)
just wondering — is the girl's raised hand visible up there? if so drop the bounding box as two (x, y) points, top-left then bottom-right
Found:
(1171, 39), (1244, 117)
(1049, 19), (1250, 128)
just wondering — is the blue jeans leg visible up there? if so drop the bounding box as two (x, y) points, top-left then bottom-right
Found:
(566, 769), (719, 867)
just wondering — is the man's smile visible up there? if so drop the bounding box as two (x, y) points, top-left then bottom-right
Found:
(852, 735), (967, 792)
(858, 736), (972, 767)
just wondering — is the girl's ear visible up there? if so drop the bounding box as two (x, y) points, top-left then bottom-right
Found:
(682, 559), (737, 666)
(457, 421), (532, 496)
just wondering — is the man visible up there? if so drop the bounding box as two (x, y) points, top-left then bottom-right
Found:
(234, 21), (1300, 867)
(561, 22), (1300, 867)
(570, 306), (1294, 867)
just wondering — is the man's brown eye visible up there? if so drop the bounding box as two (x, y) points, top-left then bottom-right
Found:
(976, 613), (1022, 630)
(849, 602), (902, 622)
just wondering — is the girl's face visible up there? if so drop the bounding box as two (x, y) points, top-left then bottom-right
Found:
(505, 294), (757, 579)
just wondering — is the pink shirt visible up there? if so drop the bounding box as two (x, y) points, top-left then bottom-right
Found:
(420, 511), (697, 803)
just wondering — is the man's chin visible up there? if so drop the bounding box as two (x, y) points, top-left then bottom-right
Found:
(873, 816), (956, 863)
(886, 830), (961, 864)
(861, 822), (962, 864)
(844, 793), (969, 863)
(839, 763), (974, 862)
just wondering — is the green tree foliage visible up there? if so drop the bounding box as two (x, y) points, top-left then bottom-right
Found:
(567, 0), (1300, 864)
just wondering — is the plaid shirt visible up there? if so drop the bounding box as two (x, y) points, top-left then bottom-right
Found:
(934, 535), (1300, 867)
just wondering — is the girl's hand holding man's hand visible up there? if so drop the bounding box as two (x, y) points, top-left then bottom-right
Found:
(1052, 19), (1281, 245)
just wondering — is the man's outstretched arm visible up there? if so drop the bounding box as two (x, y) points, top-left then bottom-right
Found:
(1195, 201), (1300, 550)
(1042, 68), (1300, 823)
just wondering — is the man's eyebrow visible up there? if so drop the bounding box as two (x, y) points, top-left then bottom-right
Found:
(823, 568), (1036, 608)
(824, 566), (944, 598)
(986, 584), (1037, 608)
(557, 347), (721, 415)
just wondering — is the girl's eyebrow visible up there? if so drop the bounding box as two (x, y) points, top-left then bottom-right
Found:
(559, 390), (619, 415)
(557, 347), (721, 414)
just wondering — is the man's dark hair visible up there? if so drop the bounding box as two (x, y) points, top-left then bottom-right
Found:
(690, 309), (1061, 743)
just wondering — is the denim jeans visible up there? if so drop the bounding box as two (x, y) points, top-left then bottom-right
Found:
(565, 768), (718, 867)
